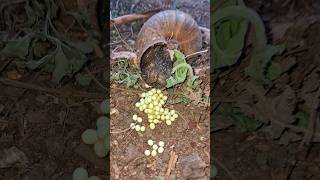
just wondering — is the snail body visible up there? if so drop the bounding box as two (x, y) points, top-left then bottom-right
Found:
(136, 10), (202, 88)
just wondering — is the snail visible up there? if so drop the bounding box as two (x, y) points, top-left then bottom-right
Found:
(135, 10), (202, 88)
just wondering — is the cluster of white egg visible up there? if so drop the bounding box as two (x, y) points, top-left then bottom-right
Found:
(144, 139), (165, 156)
(135, 88), (178, 129)
(81, 116), (108, 158)
(130, 114), (146, 132)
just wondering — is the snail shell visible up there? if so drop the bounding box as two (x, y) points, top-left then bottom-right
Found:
(136, 10), (202, 88)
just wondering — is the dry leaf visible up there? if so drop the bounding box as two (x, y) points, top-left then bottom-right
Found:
(0, 146), (28, 168)
(6, 70), (23, 80)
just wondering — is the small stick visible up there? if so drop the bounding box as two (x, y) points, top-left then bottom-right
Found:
(186, 50), (208, 58)
(165, 150), (178, 178)
(108, 9), (162, 28)
(110, 127), (131, 134)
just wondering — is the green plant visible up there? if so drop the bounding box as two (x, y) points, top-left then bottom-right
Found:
(212, 0), (285, 83)
(0, 0), (99, 83)
(111, 60), (140, 87)
(166, 49), (200, 89)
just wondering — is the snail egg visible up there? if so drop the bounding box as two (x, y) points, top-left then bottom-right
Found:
(135, 102), (140, 107)
(155, 106), (160, 111)
(165, 115), (170, 120)
(156, 89), (161, 94)
(100, 99), (109, 114)
(140, 126), (146, 132)
(160, 108), (164, 113)
(151, 88), (156, 93)
(160, 100), (165, 105)
(142, 104), (147, 109)
(97, 125), (107, 139)
(158, 141), (165, 147)
(163, 96), (168, 101)
(147, 139), (154, 146)
(159, 94), (163, 98)
(156, 115), (161, 119)
(150, 123), (155, 129)
(81, 129), (98, 145)
(139, 107), (144, 111)
(72, 167), (88, 180)
(170, 110), (175, 115)
(153, 101), (159, 106)
(151, 150), (157, 156)
(132, 114), (138, 121)
(160, 115), (165, 121)
(152, 144), (158, 150)
(154, 119), (159, 124)
(96, 116), (108, 128)
(170, 117), (175, 121)
(130, 123), (135, 129)
(157, 147), (164, 153)
(151, 96), (157, 101)
(135, 125), (141, 131)
(173, 114), (178, 118)
(137, 117), (143, 123)
(148, 104), (154, 109)
(144, 149), (151, 156)
(141, 93), (146, 97)
(94, 140), (107, 158)
(148, 115), (154, 119)
(166, 120), (172, 125)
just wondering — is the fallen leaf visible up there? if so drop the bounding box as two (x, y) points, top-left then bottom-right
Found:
(6, 70), (23, 80)
(0, 146), (28, 168)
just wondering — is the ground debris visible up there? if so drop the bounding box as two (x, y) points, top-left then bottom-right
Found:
(181, 153), (208, 179)
(0, 146), (28, 168)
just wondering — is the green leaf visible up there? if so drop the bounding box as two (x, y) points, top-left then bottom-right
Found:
(175, 95), (192, 104)
(52, 45), (69, 83)
(245, 45), (285, 83)
(0, 34), (32, 59)
(76, 73), (92, 86)
(173, 49), (186, 63)
(266, 62), (282, 80)
(187, 76), (200, 89)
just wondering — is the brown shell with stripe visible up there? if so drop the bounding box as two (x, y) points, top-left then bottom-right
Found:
(135, 10), (202, 88)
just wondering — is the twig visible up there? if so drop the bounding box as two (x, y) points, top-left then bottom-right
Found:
(111, 86), (144, 93)
(112, 24), (133, 51)
(0, 77), (105, 99)
(0, 59), (13, 73)
(165, 150), (178, 179)
(186, 49), (208, 59)
(111, 51), (138, 64)
(108, 9), (162, 28)
(110, 127), (131, 134)
(212, 157), (238, 180)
